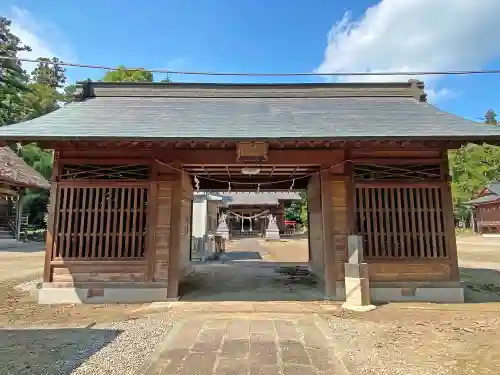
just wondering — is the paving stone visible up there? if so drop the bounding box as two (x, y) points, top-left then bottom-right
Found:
(215, 366), (245, 375)
(148, 316), (346, 375)
(275, 320), (302, 341)
(250, 319), (275, 334)
(203, 319), (229, 330)
(220, 338), (250, 359)
(307, 348), (336, 372)
(226, 320), (250, 339)
(248, 341), (278, 365)
(298, 323), (329, 349)
(248, 365), (281, 375)
(282, 364), (317, 375)
(176, 353), (218, 375)
(280, 340), (311, 365)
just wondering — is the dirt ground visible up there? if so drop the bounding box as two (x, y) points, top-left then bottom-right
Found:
(1, 235), (500, 374)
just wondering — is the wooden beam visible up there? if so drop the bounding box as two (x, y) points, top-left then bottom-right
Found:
(59, 158), (152, 166)
(167, 170), (183, 299)
(352, 158), (442, 165)
(195, 178), (309, 191)
(440, 153), (460, 281)
(43, 156), (61, 282)
(178, 149), (345, 165)
(58, 149), (345, 166)
(320, 169), (337, 298)
(146, 160), (160, 281)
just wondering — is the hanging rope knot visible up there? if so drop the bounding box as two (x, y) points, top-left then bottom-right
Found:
(193, 175), (200, 192)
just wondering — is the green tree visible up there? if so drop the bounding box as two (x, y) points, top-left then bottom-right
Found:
(0, 17), (64, 228)
(485, 109), (497, 125)
(0, 16), (31, 125)
(450, 110), (500, 223)
(31, 57), (66, 88)
(102, 66), (153, 82)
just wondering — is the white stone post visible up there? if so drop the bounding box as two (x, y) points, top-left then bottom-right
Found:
(265, 214), (280, 240)
(341, 235), (376, 312)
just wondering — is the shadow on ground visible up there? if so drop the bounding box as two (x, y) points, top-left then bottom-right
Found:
(179, 263), (323, 302)
(0, 241), (44, 253)
(0, 327), (121, 374)
(460, 267), (500, 302)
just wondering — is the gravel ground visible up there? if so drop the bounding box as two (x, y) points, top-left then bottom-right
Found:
(324, 308), (500, 375)
(1, 311), (176, 375)
(70, 311), (176, 375)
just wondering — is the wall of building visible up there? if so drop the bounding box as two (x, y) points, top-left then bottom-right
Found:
(475, 201), (500, 234)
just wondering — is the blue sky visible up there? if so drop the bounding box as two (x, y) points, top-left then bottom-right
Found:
(3, 0), (500, 121)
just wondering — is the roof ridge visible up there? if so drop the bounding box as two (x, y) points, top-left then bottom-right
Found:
(74, 79), (426, 102)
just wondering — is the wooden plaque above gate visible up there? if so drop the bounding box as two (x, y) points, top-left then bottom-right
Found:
(236, 142), (269, 162)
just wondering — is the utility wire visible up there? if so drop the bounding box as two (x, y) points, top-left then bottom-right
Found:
(2, 56), (500, 77)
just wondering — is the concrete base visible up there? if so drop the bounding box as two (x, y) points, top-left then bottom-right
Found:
(180, 263), (194, 280)
(341, 303), (376, 312)
(38, 284), (169, 304)
(344, 275), (372, 307)
(332, 281), (465, 303)
(265, 230), (280, 240)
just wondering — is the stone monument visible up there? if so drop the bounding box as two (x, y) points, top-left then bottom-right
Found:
(265, 214), (280, 240)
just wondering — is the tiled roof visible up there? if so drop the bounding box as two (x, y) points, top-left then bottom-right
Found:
(0, 81), (499, 142)
(223, 192), (301, 206)
(0, 147), (50, 189)
(465, 194), (500, 206)
(486, 182), (500, 196)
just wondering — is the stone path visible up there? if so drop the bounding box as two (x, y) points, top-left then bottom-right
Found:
(145, 313), (348, 375)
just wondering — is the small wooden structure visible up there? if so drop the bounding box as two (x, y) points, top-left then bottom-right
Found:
(221, 192), (300, 238)
(0, 80), (499, 304)
(0, 147), (50, 240)
(466, 182), (500, 235)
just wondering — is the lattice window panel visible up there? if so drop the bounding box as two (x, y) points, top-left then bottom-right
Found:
(354, 164), (441, 180)
(356, 186), (447, 259)
(53, 186), (148, 259)
(61, 164), (150, 180)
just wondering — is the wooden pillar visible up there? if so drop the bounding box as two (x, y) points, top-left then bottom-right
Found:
(14, 189), (23, 241)
(441, 152), (460, 281)
(146, 160), (159, 281)
(167, 170), (183, 299)
(320, 169), (337, 298)
(43, 152), (60, 282)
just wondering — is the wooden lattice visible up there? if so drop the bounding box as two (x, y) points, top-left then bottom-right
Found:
(60, 164), (150, 180)
(354, 164), (441, 180)
(356, 185), (447, 259)
(53, 185), (148, 259)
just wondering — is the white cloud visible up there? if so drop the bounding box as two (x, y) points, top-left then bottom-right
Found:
(8, 7), (75, 73)
(316, 0), (500, 101)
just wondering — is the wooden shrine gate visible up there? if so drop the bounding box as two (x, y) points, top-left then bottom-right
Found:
(8, 80), (477, 305)
(39, 146), (462, 304)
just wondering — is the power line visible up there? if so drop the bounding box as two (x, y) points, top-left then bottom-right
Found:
(2, 56), (500, 77)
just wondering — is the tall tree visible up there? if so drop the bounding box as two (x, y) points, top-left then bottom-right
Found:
(485, 109), (498, 125)
(31, 57), (66, 88)
(102, 66), (153, 82)
(450, 109), (500, 223)
(0, 16), (31, 125)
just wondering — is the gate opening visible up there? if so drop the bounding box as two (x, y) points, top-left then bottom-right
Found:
(179, 163), (323, 301)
